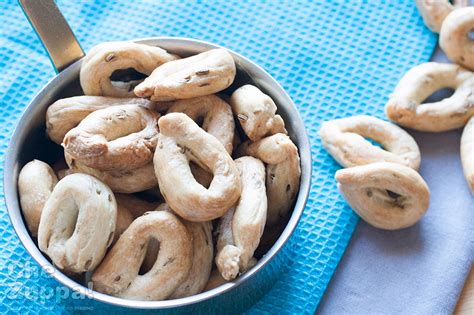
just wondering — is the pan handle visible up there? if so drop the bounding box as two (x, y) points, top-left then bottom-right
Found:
(18, 0), (84, 73)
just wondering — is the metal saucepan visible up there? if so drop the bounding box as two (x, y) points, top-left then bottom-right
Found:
(4, 0), (311, 310)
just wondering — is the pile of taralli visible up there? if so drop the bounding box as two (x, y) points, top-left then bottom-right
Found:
(319, 2), (473, 230)
(18, 42), (301, 301)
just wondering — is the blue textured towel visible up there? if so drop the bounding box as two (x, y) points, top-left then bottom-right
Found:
(0, 0), (437, 313)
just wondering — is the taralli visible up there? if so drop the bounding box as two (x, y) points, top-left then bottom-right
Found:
(168, 95), (235, 153)
(319, 115), (421, 169)
(134, 49), (236, 101)
(80, 41), (178, 98)
(46, 96), (155, 144)
(461, 116), (474, 193)
(216, 157), (267, 280)
(18, 160), (58, 236)
(336, 162), (430, 230)
(215, 207), (241, 280)
(415, 0), (468, 33)
(230, 85), (287, 141)
(65, 153), (157, 194)
(38, 174), (117, 273)
(232, 157), (267, 270)
(154, 113), (241, 221)
(91, 211), (192, 301)
(385, 62), (474, 132)
(170, 220), (213, 299)
(157, 201), (214, 298)
(238, 133), (301, 225)
(63, 105), (160, 170)
(440, 7), (474, 71)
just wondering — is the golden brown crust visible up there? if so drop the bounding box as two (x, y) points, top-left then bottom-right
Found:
(38, 174), (117, 273)
(238, 133), (301, 225)
(319, 115), (421, 169)
(385, 62), (474, 132)
(167, 95), (235, 154)
(80, 41), (178, 98)
(18, 160), (58, 237)
(154, 113), (242, 221)
(336, 162), (430, 230)
(439, 7), (474, 70)
(461, 116), (474, 193)
(91, 211), (192, 301)
(63, 105), (160, 170)
(46, 96), (156, 144)
(230, 85), (287, 141)
(134, 49), (236, 101)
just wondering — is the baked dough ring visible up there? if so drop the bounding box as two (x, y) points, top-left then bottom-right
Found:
(38, 174), (117, 273)
(336, 162), (430, 230)
(385, 62), (474, 132)
(80, 41), (178, 98)
(170, 220), (213, 298)
(230, 85), (287, 141)
(415, 0), (468, 33)
(65, 152), (157, 194)
(63, 105), (160, 170)
(232, 157), (267, 270)
(134, 49), (236, 101)
(167, 95), (235, 154)
(18, 160), (58, 237)
(461, 116), (474, 193)
(91, 211), (192, 301)
(154, 113), (241, 221)
(46, 96), (155, 144)
(319, 115), (421, 169)
(215, 207), (240, 280)
(238, 133), (301, 225)
(215, 156), (267, 280)
(440, 7), (474, 70)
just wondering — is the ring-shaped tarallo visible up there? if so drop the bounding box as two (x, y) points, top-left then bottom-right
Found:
(440, 7), (474, 71)
(237, 133), (301, 226)
(385, 62), (474, 132)
(215, 156), (267, 280)
(37, 174), (117, 273)
(63, 104), (160, 171)
(319, 115), (421, 169)
(65, 152), (157, 194)
(46, 96), (156, 144)
(91, 211), (192, 301)
(134, 49), (236, 101)
(415, 0), (469, 33)
(336, 162), (430, 230)
(167, 94), (235, 154)
(80, 41), (178, 98)
(230, 84), (287, 141)
(154, 113), (242, 221)
(18, 160), (58, 237)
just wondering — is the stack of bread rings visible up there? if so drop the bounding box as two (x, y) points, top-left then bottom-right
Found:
(18, 41), (301, 301)
(319, 1), (473, 230)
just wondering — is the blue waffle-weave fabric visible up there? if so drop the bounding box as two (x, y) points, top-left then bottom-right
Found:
(0, 0), (436, 313)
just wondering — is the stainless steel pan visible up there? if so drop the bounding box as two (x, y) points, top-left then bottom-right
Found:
(3, 0), (311, 310)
